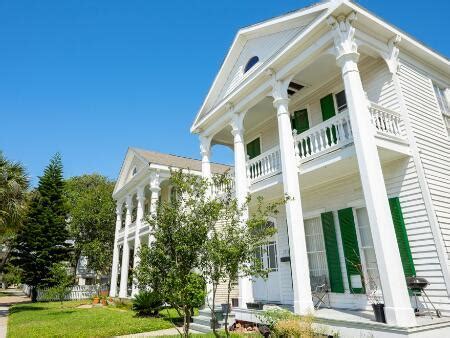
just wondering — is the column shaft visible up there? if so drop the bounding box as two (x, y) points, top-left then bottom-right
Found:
(132, 188), (145, 296)
(339, 55), (415, 326)
(231, 113), (254, 307)
(119, 196), (132, 298)
(109, 205), (122, 297)
(273, 94), (314, 314)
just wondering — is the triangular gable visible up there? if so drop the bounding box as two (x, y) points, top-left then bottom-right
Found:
(192, 1), (329, 128)
(113, 148), (149, 196)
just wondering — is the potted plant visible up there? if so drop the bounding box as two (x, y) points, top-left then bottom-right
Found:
(348, 258), (385, 323)
(92, 295), (100, 305)
(100, 290), (108, 306)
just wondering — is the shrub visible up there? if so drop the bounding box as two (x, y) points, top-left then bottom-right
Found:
(132, 291), (164, 316)
(273, 315), (315, 338)
(258, 308), (298, 328)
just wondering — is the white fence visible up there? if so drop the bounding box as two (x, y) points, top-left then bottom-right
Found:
(22, 284), (107, 301)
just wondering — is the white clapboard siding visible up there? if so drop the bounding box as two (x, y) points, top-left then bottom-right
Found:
(360, 58), (400, 112)
(398, 61), (450, 259)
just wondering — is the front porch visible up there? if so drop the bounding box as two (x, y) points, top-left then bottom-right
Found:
(233, 306), (450, 337)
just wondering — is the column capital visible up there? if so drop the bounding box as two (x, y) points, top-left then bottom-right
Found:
(136, 186), (145, 201)
(327, 12), (359, 64)
(116, 200), (124, 215)
(149, 170), (161, 191)
(199, 134), (212, 157)
(125, 194), (133, 209)
(271, 77), (292, 102)
(230, 112), (245, 137)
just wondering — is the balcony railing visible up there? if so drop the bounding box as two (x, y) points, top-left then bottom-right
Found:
(293, 110), (353, 163)
(369, 102), (406, 140)
(244, 103), (407, 185)
(246, 146), (281, 184)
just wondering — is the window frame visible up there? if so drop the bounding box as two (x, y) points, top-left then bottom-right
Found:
(244, 56), (259, 73)
(304, 216), (330, 282)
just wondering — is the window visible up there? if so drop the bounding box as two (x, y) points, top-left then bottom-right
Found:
(132, 167), (137, 176)
(121, 207), (126, 228)
(434, 84), (449, 115)
(244, 56), (259, 73)
(335, 90), (347, 112)
(355, 207), (381, 292)
(304, 217), (329, 281)
(170, 186), (178, 203)
(255, 242), (279, 272)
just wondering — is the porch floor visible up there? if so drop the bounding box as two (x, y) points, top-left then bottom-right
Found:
(233, 306), (450, 337)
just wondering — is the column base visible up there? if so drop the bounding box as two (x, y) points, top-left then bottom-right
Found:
(109, 288), (117, 298)
(118, 291), (128, 299)
(384, 306), (416, 327)
(293, 299), (315, 315)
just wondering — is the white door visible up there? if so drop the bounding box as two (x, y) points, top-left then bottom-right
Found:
(253, 240), (281, 303)
(304, 217), (329, 287)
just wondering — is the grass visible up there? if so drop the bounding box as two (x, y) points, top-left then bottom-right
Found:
(7, 300), (176, 338)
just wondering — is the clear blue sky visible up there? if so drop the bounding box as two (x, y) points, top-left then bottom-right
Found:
(1, 0), (449, 185)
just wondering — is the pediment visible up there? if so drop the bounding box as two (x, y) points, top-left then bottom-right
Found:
(113, 148), (149, 195)
(192, 3), (328, 128)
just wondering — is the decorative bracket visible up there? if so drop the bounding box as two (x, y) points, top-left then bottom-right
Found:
(385, 35), (401, 74)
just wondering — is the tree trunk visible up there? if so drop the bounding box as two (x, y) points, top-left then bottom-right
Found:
(211, 282), (220, 337)
(0, 246), (12, 274)
(224, 279), (232, 337)
(183, 306), (191, 338)
(31, 286), (38, 302)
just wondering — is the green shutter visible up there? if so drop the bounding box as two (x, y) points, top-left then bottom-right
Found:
(338, 208), (364, 294)
(246, 138), (261, 160)
(321, 212), (344, 293)
(320, 94), (337, 145)
(293, 109), (310, 133)
(389, 197), (416, 278)
(320, 94), (336, 121)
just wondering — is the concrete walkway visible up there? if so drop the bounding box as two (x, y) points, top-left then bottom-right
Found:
(116, 327), (203, 337)
(0, 288), (29, 338)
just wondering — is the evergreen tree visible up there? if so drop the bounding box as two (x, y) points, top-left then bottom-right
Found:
(14, 153), (71, 301)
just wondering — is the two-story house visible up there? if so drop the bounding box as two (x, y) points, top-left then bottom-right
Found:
(191, 0), (450, 335)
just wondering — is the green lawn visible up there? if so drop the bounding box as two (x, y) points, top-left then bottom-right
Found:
(7, 300), (175, 338)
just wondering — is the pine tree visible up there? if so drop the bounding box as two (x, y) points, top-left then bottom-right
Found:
(14, 153), (71, 301)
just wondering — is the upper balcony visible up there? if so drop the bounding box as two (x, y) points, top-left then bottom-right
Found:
(246, 102), (409, 188)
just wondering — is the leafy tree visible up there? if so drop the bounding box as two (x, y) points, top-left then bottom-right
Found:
(0, 152), (29, 274)
(202, 175), (286, 337)
(14, 153), (71, 301)
(43, 262), (73, 305)
(135, 170), (220, 337)
(64, 174), (115, 280)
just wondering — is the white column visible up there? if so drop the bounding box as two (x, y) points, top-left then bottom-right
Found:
(230, 112), (254, 307)
(109, 201), (123, 297)
(200, 134), (214, 307)
(149, 170), (161, 245)
(131, 186), (145, 296)
(328, 13), (415, 326)
(271, 78), (314, 315)
(119, 194), (132, 298)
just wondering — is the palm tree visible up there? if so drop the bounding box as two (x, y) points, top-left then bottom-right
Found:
(0, 152), (29, 274)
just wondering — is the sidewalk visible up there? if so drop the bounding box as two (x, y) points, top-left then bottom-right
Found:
(0, 289), (29, 338)
(116, 327), (203, 337)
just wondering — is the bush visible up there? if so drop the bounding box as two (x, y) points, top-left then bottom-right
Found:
(258, 308), (298, 328)
(132, 291), (164, 317)
(273, 315), (315, 338)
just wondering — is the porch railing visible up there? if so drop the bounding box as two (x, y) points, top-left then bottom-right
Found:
(293, 110), (353, 163)
(246, 146), (281, 184)
(369, 102), (406, 140)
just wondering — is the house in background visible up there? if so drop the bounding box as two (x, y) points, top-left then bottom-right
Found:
(109, 148), (234, 300)
(191, 0), (450, 336)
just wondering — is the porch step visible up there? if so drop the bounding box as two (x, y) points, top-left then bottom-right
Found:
(192, 315), (212, 326)
(190, 322), (212, 333)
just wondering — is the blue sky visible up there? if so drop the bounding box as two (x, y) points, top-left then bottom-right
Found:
(1, 0), (449, 185)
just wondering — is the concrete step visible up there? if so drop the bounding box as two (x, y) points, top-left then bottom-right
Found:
(192, 315), (213, 327)
(190, 322), (212, 333)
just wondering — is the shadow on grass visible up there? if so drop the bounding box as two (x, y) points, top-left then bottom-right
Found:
(9, 305), (47, 314)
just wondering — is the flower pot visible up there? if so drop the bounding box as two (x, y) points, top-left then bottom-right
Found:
(221, 303), (230, 313)
(101, 299), (107, 306)
(93, 297), (99, 305)
(372, 303), (386, 323)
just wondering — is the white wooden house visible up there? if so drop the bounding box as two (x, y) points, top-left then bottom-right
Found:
(190, 0), (450, 335)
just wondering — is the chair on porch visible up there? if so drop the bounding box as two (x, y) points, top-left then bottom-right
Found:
(310, 275), (331, 310)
